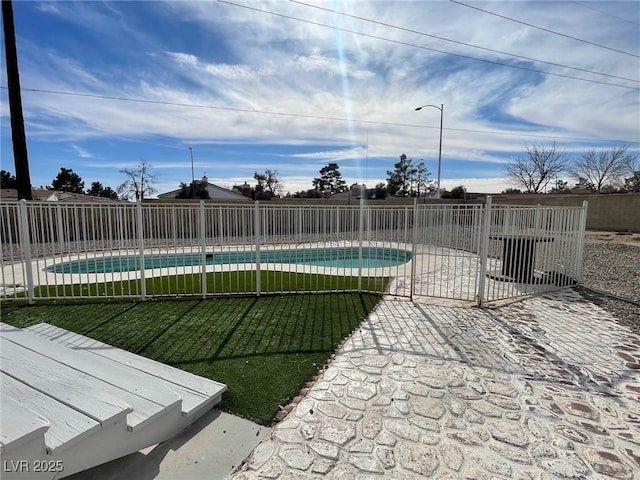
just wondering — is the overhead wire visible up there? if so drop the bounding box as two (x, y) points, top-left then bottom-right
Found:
(216, 0), (638, 91)
(450, 0), (640, 59)
(4, 86), (638, 144)
(290, 0), (639, 84)
(569, 1), (640, 27)
(4, 3), (638, 146)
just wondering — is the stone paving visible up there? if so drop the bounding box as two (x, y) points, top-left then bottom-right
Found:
(233, 290), (640, 479)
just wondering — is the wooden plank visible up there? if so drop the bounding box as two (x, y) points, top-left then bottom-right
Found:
(2, 323), (209, 415)
(22, 324), (223, 417)
(0, 395), (49, 454)
(1, 373), (100, 453)
(0, 338), (169, 431)
(1, 324), (181, 411)
(25, 323), (227, 400)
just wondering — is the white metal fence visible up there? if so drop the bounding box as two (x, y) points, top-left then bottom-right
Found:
(0, 198), (587, 305)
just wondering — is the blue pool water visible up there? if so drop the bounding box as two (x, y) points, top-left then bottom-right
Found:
(47, 247), (412, 274)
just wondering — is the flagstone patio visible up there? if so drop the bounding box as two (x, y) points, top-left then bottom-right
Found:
(233, 289), (640, 479)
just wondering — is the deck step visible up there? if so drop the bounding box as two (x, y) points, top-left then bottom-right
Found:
(0, 323), (182, 423)
(1, 373), (100, 454)
(25, 323), (227, 417)
(0, 338), (176, 432)
(1, 323), (228, 479)
(0, 394), (49, 455)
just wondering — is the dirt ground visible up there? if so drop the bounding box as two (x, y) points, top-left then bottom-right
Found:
(584, 230), (640, 246)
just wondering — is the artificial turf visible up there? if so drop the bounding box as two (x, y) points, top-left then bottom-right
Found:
(27, 270), (388, 298)
(0, 292), (382, 425)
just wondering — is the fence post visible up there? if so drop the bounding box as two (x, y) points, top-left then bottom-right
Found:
(18, 200), (35, 304)
(56, 205), (65, 258)
(575, 200), (589, 282)
(254, 201), (261, 296)
(534, 203), (542, 234)
(477, 196), (492, 307)
(199, 201), (207, 298)
(357, 193), (364, 292)
(410, 197), (418, 301)
(136, 201), (146, 300)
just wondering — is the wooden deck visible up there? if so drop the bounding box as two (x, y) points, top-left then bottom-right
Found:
(0, 322), (226, 479)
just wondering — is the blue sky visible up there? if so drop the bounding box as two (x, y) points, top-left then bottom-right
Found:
(1, 0), (639, 196)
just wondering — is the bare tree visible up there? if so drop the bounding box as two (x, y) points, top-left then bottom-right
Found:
(117, 160), (157, 201)
(254, 169), (283, 196)
(505, 143), (569, 193)
(568, 145), (636, 193)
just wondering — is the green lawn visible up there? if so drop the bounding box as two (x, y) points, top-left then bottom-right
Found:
(28, 270), (388, 298)
(0, 293), (382, 425)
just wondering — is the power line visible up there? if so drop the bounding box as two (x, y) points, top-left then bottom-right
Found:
(570, 1), (640, 27)
(450, 0), (640, 59)
(290, 0), (639, 84)
(5, 86), (638, 144)
(217, 0), (638, 90)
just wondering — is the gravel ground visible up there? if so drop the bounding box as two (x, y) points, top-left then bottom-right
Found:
(578, 236), (640, 336)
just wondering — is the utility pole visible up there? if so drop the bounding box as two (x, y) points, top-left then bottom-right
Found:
(414, 103), (444, 199)
(2, 0), (32, 199)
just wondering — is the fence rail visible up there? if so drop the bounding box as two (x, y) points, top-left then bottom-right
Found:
(0, 199), (588, 305)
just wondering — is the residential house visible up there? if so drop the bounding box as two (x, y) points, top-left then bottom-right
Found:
(157, 176), (249, 201)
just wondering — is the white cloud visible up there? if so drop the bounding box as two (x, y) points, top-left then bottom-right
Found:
(35, 2), (60, 14)
(163, 52), (198, 67)
(71, 145), (92, 158)
(440, 177), (512, 194)
(19, 1), (639, 148)
(288, 147), (368, 161)
(5, 0), (639, 194)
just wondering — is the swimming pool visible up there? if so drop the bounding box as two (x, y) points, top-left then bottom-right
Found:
(47, 247), (412, 274)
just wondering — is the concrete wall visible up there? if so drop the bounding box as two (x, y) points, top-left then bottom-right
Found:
(147, 193), (640, 233)
(490, 193), (640, 232)
(272, 194), (640, 231)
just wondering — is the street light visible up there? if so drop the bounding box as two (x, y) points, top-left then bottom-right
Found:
(414, 103), (443, 199)
(188, 147), (195, 199)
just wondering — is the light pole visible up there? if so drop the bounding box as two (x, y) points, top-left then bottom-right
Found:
(188, 147), (195, 199)
(414, 103), (443, 199)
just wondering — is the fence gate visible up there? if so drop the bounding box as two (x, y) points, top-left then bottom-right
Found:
(404, 203), (486, 302)
(405, 199), (587, 305)
(477, 199), (588, 305)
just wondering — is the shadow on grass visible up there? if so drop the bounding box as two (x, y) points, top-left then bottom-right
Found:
(0, 293), (381, 425)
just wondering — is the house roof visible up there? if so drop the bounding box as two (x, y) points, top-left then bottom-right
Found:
(0, 189), (120, 203)
(157, 182), (249, 200)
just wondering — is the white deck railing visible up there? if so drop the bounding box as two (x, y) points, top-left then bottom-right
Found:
(0, 198), (587, 306)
